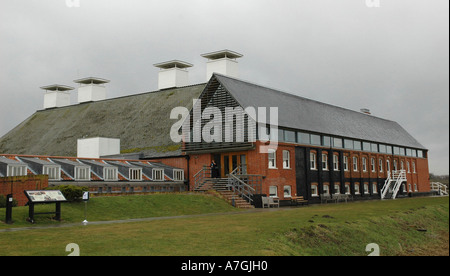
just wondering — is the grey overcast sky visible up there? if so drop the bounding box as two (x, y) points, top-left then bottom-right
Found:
(0, 0), (448, 174)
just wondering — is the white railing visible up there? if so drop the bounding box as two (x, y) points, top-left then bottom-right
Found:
(431, 182), (448, 196)
(381, 170), (407, 199)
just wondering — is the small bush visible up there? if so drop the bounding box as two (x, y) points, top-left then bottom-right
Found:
(45, 185), (88, 202)
(0, 195), (18, 208)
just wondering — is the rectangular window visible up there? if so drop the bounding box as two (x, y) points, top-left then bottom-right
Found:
(284, 130), (296, 143)
(268, 149), (277, 169)
(311, 184), (319, 197)
(379, 144), (387, 153)
(344, 139), (354, 149)
(334, 183), (340, 194)
(344, 156), (349, 171)
(129, 168), (142, 181)
(407, 161), (410, 173)
(362, 157), (367, 172)
(104, 167), (118, 181)
(333, 138), (343, 148)
(298, 132), (310, 145)
(322, 154), (328, 171)
(322, 136), (331, 147)
(371, 158), (376, 172)
(283, 186), (292, 198)
(75, 167), (90, 181)
(173, 169), (184, 181)
(363, 142), (371, 152)
(345, 183), (351, 194)
(372, 183), (378, 194)
(311, 134), (321, 146)
(364, 183), (369, 194)
(354, 141), (362, 151)
(379, 159), (383, 172)
(333, 155), (339, 171)
(43, 166), (60, 180)
(283, 150), (290, 169)
(323, 184), (330, 196)
(269, 186), (278, 197)
(7, 165), (27, 177)
(413, 162), (416, 173)
(355, 183), (360, 194)
(152, 169), (164, 181)
(371, 143), (378, 153)
(353, 157), (358, 172)
(310, 152), (317, 170)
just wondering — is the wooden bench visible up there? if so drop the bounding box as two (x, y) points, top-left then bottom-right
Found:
(290, 196), (309, 206)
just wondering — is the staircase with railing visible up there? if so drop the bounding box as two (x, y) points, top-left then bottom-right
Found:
(193, 165), (263, 208)
(381, 170), (407, 199)
(430, 182), (448, 196)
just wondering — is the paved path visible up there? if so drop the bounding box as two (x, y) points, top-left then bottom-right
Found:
(0, 207), (289, 233)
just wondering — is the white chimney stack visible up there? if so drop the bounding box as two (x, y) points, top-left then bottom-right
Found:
(41, 84), (74, 109)
(153, 60), (193, 90)
(74, 77), (110, 103)
(201, 49), (243, 80)
(77, 137), (120, 159)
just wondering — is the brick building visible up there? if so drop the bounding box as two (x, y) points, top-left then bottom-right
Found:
(0, 50), (430, 207)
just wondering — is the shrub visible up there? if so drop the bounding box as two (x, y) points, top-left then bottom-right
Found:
(0, 195), (18, 208)
(46, 185), (88, 202)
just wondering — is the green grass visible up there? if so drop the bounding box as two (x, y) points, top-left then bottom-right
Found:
(0, 196), (448, 256)
(0, 192), (237, 228)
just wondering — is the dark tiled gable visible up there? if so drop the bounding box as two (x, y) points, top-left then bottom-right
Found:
(213, 74), (426, 150)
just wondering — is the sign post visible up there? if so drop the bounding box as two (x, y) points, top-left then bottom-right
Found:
(82, 191), (89, 225)
(5, 194), (13, 224)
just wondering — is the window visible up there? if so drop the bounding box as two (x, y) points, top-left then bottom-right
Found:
(322, 136), (331, 147)
(408, 184), (412, 192)
(371, 143), (378, 153)
(363, 142), (371, 152)
(414, 183), (418, 192)
(173, 169), (184, 181)
(379, 144), (387, 153)
(333, 138), (343, 148)
(43, 166), (60, 180)
(284, 130), (296, 143)
(413, 162), (416, 173)
(364, 183), (369, 194)
(386, 159), (391, 173)
(152, 169), (164, 181)
(283, 150), (290, 169)
(311, 184), (319, 197)
(362, 157), (367, 172)
(354, 183), (360, 194)
(401, 161), (405, 171)
(269, 186), (278, 197)
(407, 161), (410, 173)
(334, 183), (340, 194)
(344, 139), (354, 149)
(393, 160), (398, 172)
(372, 183), (378, 194)
(268, 149), (277, 169)
(311, 134), (321, 145)
(371, 158), (376, 172)
(75, 167), (90, 181)
(345, 183), (351, 194)
(310, 152), (317, 170)
(7, 165), (27, 177)
(344, 156), (349, 171)
(333, 155), (339, 171)
(323, 184), (330, 196)
(353, 156), (358, 172)
(322, 153), (328, 171)
(104, 167), (118, 181)
(129, 168), (142, 181)
(379, 158), (383, 173)
(354, 141), (362, 151)
(298, 132), (310, 144)
(283, 186), (292, 198)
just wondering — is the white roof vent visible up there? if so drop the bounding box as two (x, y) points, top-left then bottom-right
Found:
(41, 84), (74, 109)
(201, 49), (243, 80)
(77, 137), (120, 159)
(74, 77), (110, 103)
(153, 60), (193, 90)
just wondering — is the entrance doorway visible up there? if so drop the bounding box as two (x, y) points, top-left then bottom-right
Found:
(220, 153), (247, 177)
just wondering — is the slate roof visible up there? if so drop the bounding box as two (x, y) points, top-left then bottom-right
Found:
(213, 74), (426, 150)
(0, 84), (206, 157)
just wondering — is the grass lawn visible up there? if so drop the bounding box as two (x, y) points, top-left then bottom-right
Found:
(0, 195), (448, 256)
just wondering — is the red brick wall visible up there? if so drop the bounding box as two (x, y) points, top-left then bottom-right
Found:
(0, 175), (49, 206)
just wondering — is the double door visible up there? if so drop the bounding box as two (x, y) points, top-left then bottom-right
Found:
(215, 153), (247, 177)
